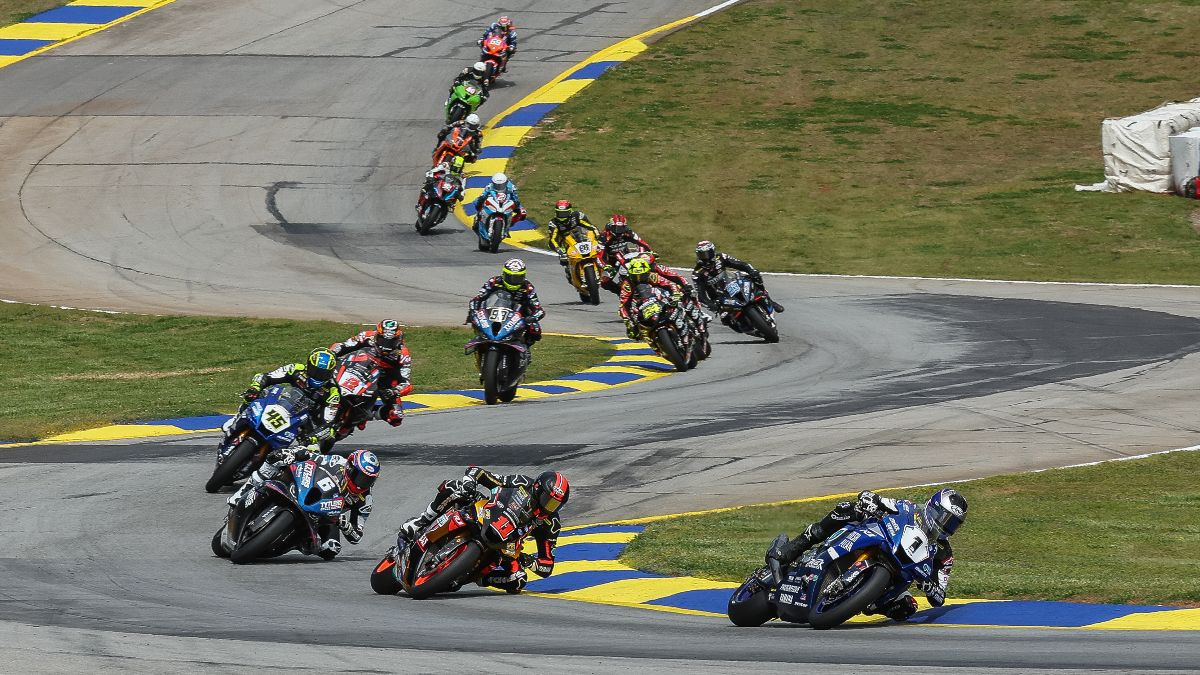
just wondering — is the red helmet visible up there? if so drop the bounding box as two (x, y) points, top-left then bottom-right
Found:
(533, 471), (569, 514)
(498, 15), (512, 30)
(607, 214), (630, 236)
(555, 199), (572, 218)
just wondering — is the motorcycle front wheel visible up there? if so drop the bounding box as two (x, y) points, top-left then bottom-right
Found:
(229, 509), (295, 565)
(747, 304), (780, 343)
(584, 265), (600, 305)
(727, 576), (773, 627)
(205, 436), (260, 493)
(488, 217), (504, 253)
(808, 565), (891, 630)
(656, 327), (689, 372)
(408, 536), (483, 599)
(482, 349), (504, 405)
(371, 550), (404, 595)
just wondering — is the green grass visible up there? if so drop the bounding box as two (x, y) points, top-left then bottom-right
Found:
(1, 0), (64, 25)
(621, 451), (1200, 605)
(509, 0), (1200, 283)
(0, 303), (612, 442)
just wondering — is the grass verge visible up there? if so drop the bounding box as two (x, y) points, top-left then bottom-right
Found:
(2, 1), (64, 26)
(510, 0), (1200, 283)
(0, 303), (612, 442)
(620, 451), (1200, 605)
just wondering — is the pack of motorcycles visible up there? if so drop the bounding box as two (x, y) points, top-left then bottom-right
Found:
(203, 21), (907, 632)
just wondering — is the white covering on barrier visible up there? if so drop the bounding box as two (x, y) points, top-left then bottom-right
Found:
(1083, 97), (1200, 193)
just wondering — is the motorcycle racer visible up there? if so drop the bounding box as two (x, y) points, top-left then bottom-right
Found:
(434, 114), (484, 162)
(224, 348), (340, 445)
(398, 466), (568, 593)
(478, 15), (517, 70)
(450, 62), (491, 98)
(618, 257), (682, 340)
(472, 172), (527, 229)
(599, 214), (652, 291)
(547, 199), (599, 266)
(229, 444), (380, 559)
(693, 240), (785, 319)
(467, 258), (545, 345)
(767, 489), (967, 622)
(319, 319), (413, 442)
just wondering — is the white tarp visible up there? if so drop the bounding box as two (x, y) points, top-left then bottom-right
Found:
(1093, 97), (1200, 192)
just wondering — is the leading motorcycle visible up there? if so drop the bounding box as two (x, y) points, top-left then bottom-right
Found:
(370, 482), (536, 599)
(465, 289), (529, 405)
(479, 34), (510, 86)
(727, 500), (939, 629)
(205, 384), (316, 493)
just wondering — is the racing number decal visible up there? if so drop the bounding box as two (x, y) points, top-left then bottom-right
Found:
(492, 515), (516, 539)
(316, 476), (337, 493)
(900, 525), (930, 562)
(261, 404), (291, 433)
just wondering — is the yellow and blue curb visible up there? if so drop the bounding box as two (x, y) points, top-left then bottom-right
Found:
(528, 518), (1200, 630)
(453, 8), (728, 248)
(0, 0), (174, 70)
(0, 335), (673, 448)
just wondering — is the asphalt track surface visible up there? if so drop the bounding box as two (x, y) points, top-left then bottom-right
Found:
(2, 1), (1200, 671)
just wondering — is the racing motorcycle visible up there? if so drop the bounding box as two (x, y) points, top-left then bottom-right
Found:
(415, 171), (463, 235)
(319, 350), (386, 452)
(712, 268), (779, 343)
(727, 499), (939, 629)
(370, 481), (536, 599)
(630, 282), (696, 372)
(563, 225), (602, 305)
(211, 454), (347, 564)
(473, 187), (519, 253)
(205, 384), (316, 493)
(445, 80), (484, 125)
(479, 34), (510, 86)
(601, 240), (652, 293)
(465, 289), (529, 405)
(432, 127), (477, 167)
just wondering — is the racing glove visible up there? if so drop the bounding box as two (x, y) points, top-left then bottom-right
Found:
(624, 319), (639, 340)
(339, 512), (363, 544)
(241, 386), (261, 402)
(857, 490), (898, 517)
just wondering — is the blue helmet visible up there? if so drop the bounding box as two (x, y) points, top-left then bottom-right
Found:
(306, 348), (336, 388)
(346, 449), (380, 495)
(922, 489), (967, 538)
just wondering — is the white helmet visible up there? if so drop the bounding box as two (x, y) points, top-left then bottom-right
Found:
(473, 61), (487, 75)
(491, 172), (508, 187)
(465, 113), (481, 129)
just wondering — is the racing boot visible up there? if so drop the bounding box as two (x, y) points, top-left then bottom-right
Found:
(477, 559), (526, 594)
(869, 591), (918, 622)
(399, 506), (439, 539)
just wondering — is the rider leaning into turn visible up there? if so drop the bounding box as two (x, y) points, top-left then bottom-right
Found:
(692, 240), (785, 319)
(227, 348), (341, 445)
(598, 214), (653, 291)
(399, 466), (568, 593)
(478, 15), (517, 70)
(435, 114), (484, 161)
(467, 259), (545, 345)
(618, 257), (683, 340)
(450, 62), (491, 98)
(768, 489), (967, 621)
(547, 199), (598, 260)
(472, 172), (527, 225)
(319, 319), (413, 441)
(233, 444), (380, 559)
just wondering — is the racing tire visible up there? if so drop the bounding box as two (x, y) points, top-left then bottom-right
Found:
(371, 552), (404, 595)
(416, 203), (444, 235)
(747, 305), (779, 343)
(584, 266), (600, 305)
(656, 327), (689, 372)
(446, 102), (467, 125)
(477, 233), (489, 251)
(808, 565), (891, 630)
(205, 437), (259, 493)
(211, 527), (230, 558)
(498, 384), (518, 403)
(482, 349), (503, 405)
(408, 537), (484, 600)
(488, 217), (504, 253)
(229, 510), (295, 565)
(727, 580), (773, 627)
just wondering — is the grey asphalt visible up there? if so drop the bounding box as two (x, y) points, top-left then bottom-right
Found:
(1, 0), (1199, 671)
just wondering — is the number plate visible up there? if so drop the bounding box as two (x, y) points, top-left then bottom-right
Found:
(260, 404), (291, 433)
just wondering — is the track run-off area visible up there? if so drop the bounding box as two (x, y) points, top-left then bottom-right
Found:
(1, 1), (1199, 672)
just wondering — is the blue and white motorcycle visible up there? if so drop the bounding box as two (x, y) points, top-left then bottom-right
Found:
(473, 188), (519, 253)
(727, 500), (939, 629)
(204, 384), (316, 493)
(713, 268), (778, 343)
(465, 289), (529, 405)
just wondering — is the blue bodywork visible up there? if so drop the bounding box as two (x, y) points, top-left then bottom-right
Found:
(239, 384), (313, 450)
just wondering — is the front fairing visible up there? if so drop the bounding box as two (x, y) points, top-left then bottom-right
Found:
(290, 461), (347, 517)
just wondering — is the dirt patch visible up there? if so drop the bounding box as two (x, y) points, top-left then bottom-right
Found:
(52, 367), (235, 382)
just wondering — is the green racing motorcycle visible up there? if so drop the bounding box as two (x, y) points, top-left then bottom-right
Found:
(445, 81), (485, 124)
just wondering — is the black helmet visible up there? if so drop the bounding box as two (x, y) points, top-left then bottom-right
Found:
(372, 319), (404, 355)
(696, 239), (716, 263)
(533, 471), (569, 514)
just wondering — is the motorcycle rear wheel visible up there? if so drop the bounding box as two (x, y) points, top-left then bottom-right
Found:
(727, 578), (773, 627)
(747, 305), (780, 343)
(230, 509), (295, 565)
(211, 527), (230, 558)
(808, 565), (891, 630)
(656, 327), (689, 372)
(409, 537), (483, 599)
(205, 437), (259, 493)
(371, 552), (404, 595)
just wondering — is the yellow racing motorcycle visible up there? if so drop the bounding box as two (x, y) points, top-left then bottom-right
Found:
(562, 225), (602, 305)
